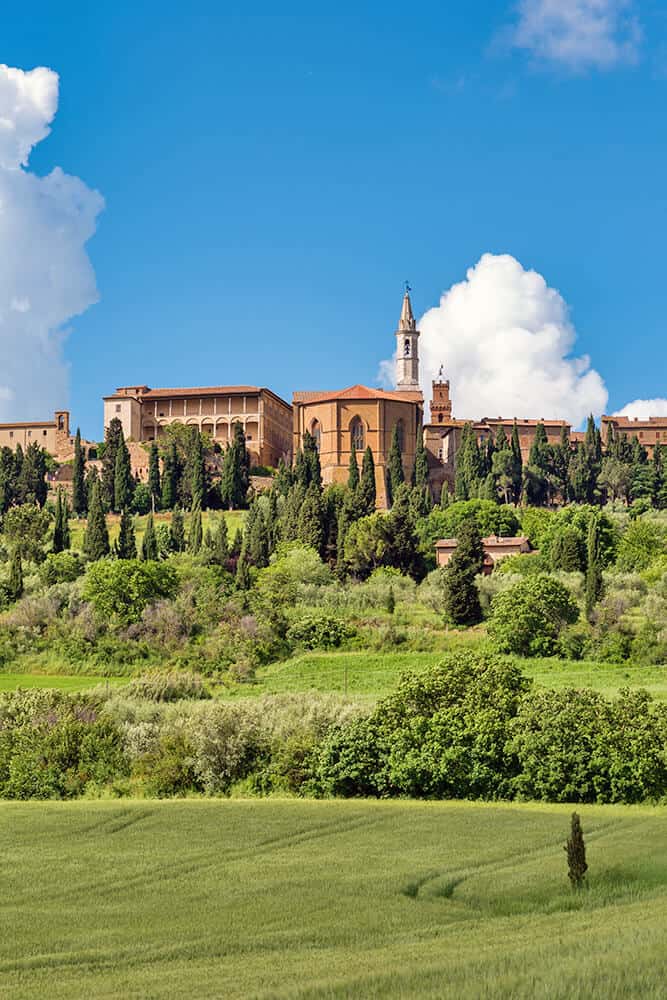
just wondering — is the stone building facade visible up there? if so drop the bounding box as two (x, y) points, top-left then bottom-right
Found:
(601, 414), (667, 458)
(103, 385), (292, 468)
(0, 411), (73, 457)
(292, 291), (424, 509)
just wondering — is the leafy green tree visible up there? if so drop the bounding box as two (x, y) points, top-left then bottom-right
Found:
(598, 455), (632, 504)
(2, 504), (51, 563)
(188, 505), (203, 554)
(585, 514), (603, 618)
(116, 508), (137, 560)
(16, 442), (48, 507)
(170, 507), (186, 552)
(387, 425), (404, 505)
(488, 575), (579, 656)
(113, 435), (134, 513)
(7, 548), (23, 602)
(442, 518), (484, 625)
(359, 446), (376, 516)
(83, 480), (110, 561)
(148, 443), (161, 510)
(83, 559), (178, 625)
(616, 517), (666, 572)
(343, 513), (389, 576)
(72, 428), (87, 516)
(131, 481), (152, 515)
(141, 512), (159, 561)
(348, 441), (360, 491)
(52, 490), (71, 554)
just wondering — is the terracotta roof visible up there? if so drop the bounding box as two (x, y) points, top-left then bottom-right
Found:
(435, 535), (530, 548)
(0, 420), (55, 429)
(478, 417), (570, 428)
(603, 414), (667, 427)
(293, 384), (423, 405)
(105, 385), (292, 409)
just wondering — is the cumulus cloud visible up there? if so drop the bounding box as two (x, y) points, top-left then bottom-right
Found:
(380, 254), (608, 428)
(614, 399), (667, 419)
(510, 0), (642, 72)
(0, 64), (103, 421)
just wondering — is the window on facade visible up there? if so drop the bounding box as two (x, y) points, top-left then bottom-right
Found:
(350, 417), (365, 452)
(43, 430), (47, 436)
(27, 431), (31, 437)
(438, 413), (443, 424)
(115, 404), (121, 413)
(404, 338), (410, 358)
(310, 420), (321, 452)
(9, 431), (13, 439)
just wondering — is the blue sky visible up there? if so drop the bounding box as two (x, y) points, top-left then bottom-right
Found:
(3, 1), (667, 436)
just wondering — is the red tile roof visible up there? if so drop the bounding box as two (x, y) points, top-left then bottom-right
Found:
(293, 384), (423, 405)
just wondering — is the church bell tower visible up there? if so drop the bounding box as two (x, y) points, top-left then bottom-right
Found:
(395, 286), (420, 391)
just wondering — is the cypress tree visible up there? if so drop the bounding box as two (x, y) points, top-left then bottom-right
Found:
(297, 482), (325, 554)
(386, 484), (425, 580)
(335, 506), (349, 579)
(524, 423), (551, 506)
(455, 423), (483, 501)
(212, 516), (229, 564)
(17, 442), (48, 507)
(654, 445), (667, 510)
(265, 488), (279, 553)
(235, 539), (251, 590)
(274, 458), (293, 496)
(565, 813), (588, 889)
(141, 512), (159, 561)
(247, 503), (270, 568)
(52, 490), (71, 553)
(630, 436), (654, 503)
(72, 428), (87, 516)
(188, 504), (203, 554)
(553, 425), (571, 502)
(442, 518), (484, 625)
(387, 425), (404, 505)
(551, 528), (585, 572)
(510, 422), (523, 503)
(161, 441), (179, 510)
(585, 514), (603, 618)
(101, 418), (124, 508)
(304, 430), (322, 490)
(413, 424), (429, 490)
(170, 506), (186, 552)
(230, 527), (243, 558)
(221, 423), (250, 509)
(8, 549), (23, 602)
(359, 446), (376, 516)
(148, 443), (161, 510)
(348, 441), (360, 491)
(117, 508), (137, 559)
(113, 435), (133, 513)
(83, 480), (110, 561)
(186, 427), (206, 510)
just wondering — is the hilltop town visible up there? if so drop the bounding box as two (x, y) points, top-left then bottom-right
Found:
(2, 289), (664, 510)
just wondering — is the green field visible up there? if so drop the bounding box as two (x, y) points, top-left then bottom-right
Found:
(247, 649), (667, 702)
(2, 800), (666, 998)
(0, 674), (128, 693)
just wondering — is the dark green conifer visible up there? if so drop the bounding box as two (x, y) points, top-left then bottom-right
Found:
(235, 541), (251, 590)
(52, 490), (71, 553)
(510, 422), (523, 503)
(246, 503), (269, 568)
(117, 508), (137, 559)
(387, 425), (404, 505)
(230, 527), (243, 558)
(161, 441), (179, 510)
(188, 504), (203, 554)
(297, 482), (325, 554)
(113, 434), (133, 513)
(148, 443), (161, 510)
(386, 484), (424, 580)
(348, 441), (360, 491)
(413, 424), (429, 490)
(141, 512), (159, 561)
(101, 418), (124, 508)
(170, 506), (186, 552)
(83, 480), (110, 561)
(274, 458), (293, 496)
(359, 446), (376, 516)
(442, 518), (484, 625)
(585, 514), (603, 618)
(72, 428), (87, 516)
(8, 548), (23, 602)
(185, 427), (206, 510)
(455, 423), (483, 501)
(17, 442), (48, 507)
(212, 516), (229, 564)
(221, 423), (250, 509)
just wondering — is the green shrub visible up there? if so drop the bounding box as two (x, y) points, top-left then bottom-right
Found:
(39, 551), (85, 586)
(487, 574), (580, 656)
(617, 518), (666, 572)
(124, 670), (211, 702)
(83, 559), (179, 626)
(286, 612), (354, 650)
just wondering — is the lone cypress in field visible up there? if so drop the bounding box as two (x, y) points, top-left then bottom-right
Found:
(585, 515), (603, 619)
(141, 512), (159, 561)
(84, 480), (110, 561)
(116, 508), (137, 560)
(52, 490), (71, 554)
(72, 428), (87, 516)
(442, 518), (484, 625)
(565, 812), (588, 889)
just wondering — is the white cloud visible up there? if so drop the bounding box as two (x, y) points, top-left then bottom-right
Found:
(380, 253), (608, 428)
(0, 64), (103, 422)
(510, 0), (642, 71)
(614, 399), (667, 419)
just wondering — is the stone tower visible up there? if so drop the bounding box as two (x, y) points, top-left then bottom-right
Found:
(430, 365), (452, 423)
(395, 288), (420, 391)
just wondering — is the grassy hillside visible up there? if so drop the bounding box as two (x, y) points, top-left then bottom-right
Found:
(2, 800), (666, 999)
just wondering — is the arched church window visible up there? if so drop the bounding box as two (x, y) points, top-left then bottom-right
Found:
(404, 338), (411, 357)
(310, 419), (321, 452)
(438, 413), (443, 424)
(350, 417), (365, 452)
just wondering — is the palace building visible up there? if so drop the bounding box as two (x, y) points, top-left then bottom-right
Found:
(103, 384), (292, 468)
(292, 290), (424, 509)
(601, 414), (667, 458)
(0, 411), (73, 457)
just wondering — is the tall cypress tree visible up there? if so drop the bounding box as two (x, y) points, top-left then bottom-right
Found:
(387, 425), (404, 506)
(53, 490), (71, 553)
(185, 427), (206, 510)
(246, 503), (270, 568)
(148, 443), (161, 511)
(170, 506), (186, 552)
(72, 428), (87, 516)
(348, 441), (360, 491)
(524, 423), (551, 506)
(275, 458), (293, 496)
(113, 435), (133, 513)
(302, 430), (322, 490)
(442, 519), (484, 625)
(84, 480), (110, 561)
(17, 442), (48, 507)
(359, 446), (376, 515)
(161, 440), (179, 510)
(117, 508), (137, 559)
(630, 436), (654, 503)
(510, 422), (523, 503)
(413, 424), (429, 490)
(212, 516), (229, 564)
(221, 423), (250, 510)
(455, 423), (483, 501)
(141, 512), (159, 561)
(8, 549), (23, 602)
(188, 504), (203, 554)
(265, 488), (279, 553)
(102, 418), (124, 509)
(585, 514), (603, 618)
(235, 539), (251, 590)
(297, 482), (325, 554)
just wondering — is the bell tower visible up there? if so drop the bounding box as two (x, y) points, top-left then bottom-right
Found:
(395, 286), (420, 391)
(430, 365), (452, 424)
